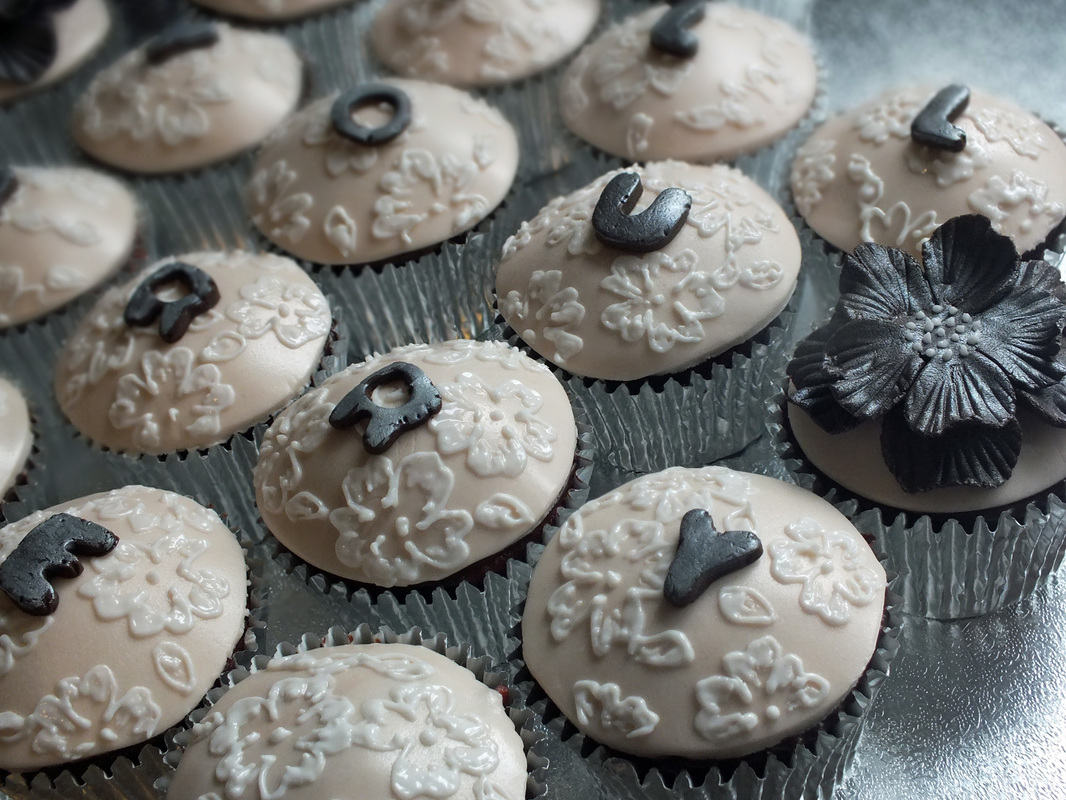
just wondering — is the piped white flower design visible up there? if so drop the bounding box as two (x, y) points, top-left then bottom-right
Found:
(767, 517), (881, 626)
(971, 107), (1049, 159)
(302, 112), (380, 177)
(623, 465), (756, 527)
(328, 452), (473, 586)
(0, 665), (161, 761)
(790, 138), (836, 216)
(431, 372), (556, 478)
(694, 636), (829, 742)
(0, 601), (53, 677)
(499, 270), (586, 366)
(573, 680), (659, 739)
(225, 275), (331, 349)
(546, 515), (695, 668)
(248, 160), (314, 245)
(851, 89), (925, 144)
(77, 49), (233, 145)
(108, 348), (237, 451)
(600, 250), (725, 353)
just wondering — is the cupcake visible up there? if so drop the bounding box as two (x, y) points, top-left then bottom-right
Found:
(521, 466), (890, 790)
(783, 214), (1066, 616)
(371, 0), (601, 87)
(0, 166), (138, 330)
(559, 2), (818, 162)
(495, 160), (801, 382)
(246, 78), (519, 266)
(72, 22), (303, 174)
(54, 250), (333, 456)
(790, 84), (1066, 258)
(165, 630), (533, 800)
(189, 0), (354, 22)
(0, 0), (110, 106)
(0, 485), (248, 772)
(254, 339), (585, 589)
(0, 377), (32, 502)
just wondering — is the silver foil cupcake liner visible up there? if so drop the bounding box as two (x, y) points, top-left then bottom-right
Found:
(249, 397), (595, 603)
(508, 544), (902, 800)
(767, 388), (1066, 619)
(0, 518), (264, 800)
(155, 623), (550, 800)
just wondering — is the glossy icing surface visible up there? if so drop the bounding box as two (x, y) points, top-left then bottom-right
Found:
(0, 0), (110, 106)
(0, 377), (32, 499)
(0, 486), (247, 771)
(495, 161), (800, 381)
(167, 643), (526, 800)
(791, 86), (1066, 257)
(0, 167), (137, 328)
(246, 78), (519, 266)
(788, 401), (1066, 514)
(372, 0), (601, 87)
(55, 251), (331, 455)
(254, 339), (577, 586)
(560, 3), (818, 162)
(72, 24), (302, 174)
(522, 466), (886, 759)
(190, 0), (353, 21)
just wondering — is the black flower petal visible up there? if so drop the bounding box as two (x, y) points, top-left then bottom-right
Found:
(1019, 350), (1066, 427)
(904, 350), (1015, 436)
(922, 215), (1019, 313)
(838, 242), (931, 321)
(881, 407), (1022, 492)
(977, 288), (1066, 390)
(825, 318), (921, 420)
(0, 8), (57, 85)
(788, 321), (861, 434)
(1017, 259), (1066, 303)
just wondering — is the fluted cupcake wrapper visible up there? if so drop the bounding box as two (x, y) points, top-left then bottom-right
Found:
(155, 623), (550, 800)
(507, 544), (902, 800)
(767, 388), (1066, 619)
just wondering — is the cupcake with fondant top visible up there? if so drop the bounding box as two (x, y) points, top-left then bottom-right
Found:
(55, 250), (332, 456)
(560, 2), (818, 162)
(0, 377), (32, 501)
(782, 215), (1066, 616)
(495, 160), (800, 382)
(0, 166), (138, 329)
(189, 0), (353, 22)
(0, 485), (248, 771)
(254, 339), (581, 588)
(791, 84), (1066, 257)
(522, 465), (888, 772)
(372, 0), (601, 87)
(0, 0), (110, 105)
(246, 78), (519, 266)
(166, 640), (529, 800)
(72, 22), (302, 174)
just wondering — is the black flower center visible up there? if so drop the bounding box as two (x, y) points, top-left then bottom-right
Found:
(903, 303), (982, 363)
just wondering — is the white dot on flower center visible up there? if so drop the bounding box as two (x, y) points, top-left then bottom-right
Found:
(820, 562), (834, 575)
(420, 729), (440, 746)
(277, 303), (293, 317)
(145, 571), (160, 585)
(766, 705), (781, 720)
(489, 409), (504, 422)
(652, 294), (665, 306)
(269, 727), (292, 744)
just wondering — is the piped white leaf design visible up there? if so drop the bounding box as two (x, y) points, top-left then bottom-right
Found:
(153, 641), (196, 695)
(473, 494), (536, 530)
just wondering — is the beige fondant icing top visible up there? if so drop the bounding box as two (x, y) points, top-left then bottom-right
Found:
(190, 0), (352, 22)
(788, 401), (1066, 514)
(55, 250), (331, 455)
(0, 377), (32, 498)
(167, 643), (527, 800)
(495, 160), (801, 381)
(0, 0), (110, 106)
(560, 3), (818, 162)
(0, 167), (138, 329)
(72, 23), (302, 174)
(254, 339), (577, 587)
(522, 466), (886, 760)
(372, 0), (601, 87)
(791, 86), (1066, 257)
(0, 486), (248, 771)
(246, 78), (519, 266)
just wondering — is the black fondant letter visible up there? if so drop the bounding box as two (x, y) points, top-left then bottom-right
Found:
(664, 509), (762, 607)
(331, 84), (412, 147)
(911, 84), (971, 152)
(650, 0), (707, 60)
(124, 261), (221, 344)
(592, 172), (692, 253)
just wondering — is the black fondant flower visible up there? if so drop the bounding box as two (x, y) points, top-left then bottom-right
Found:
(0, 0), (77, 85)
(789, 215), (1066, 493)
